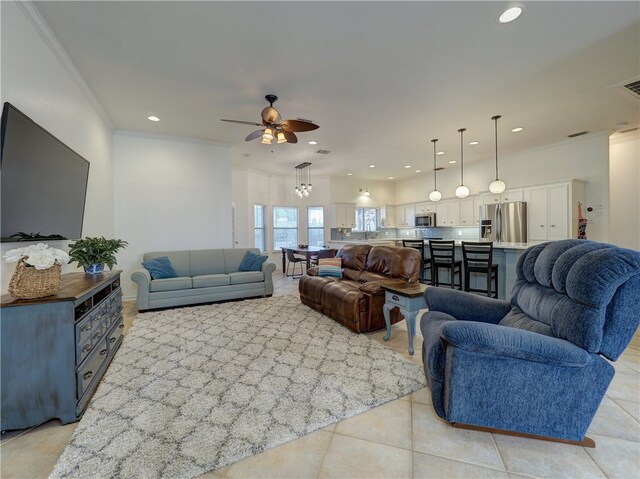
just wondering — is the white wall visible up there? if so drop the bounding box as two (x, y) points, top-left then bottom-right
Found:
(609, 131), (640, 249)
(114, 132), (232, 297)
(394, 133), (611, 241)
(1, 2), (114, 293)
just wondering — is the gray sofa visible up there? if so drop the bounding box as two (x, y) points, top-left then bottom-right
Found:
(131, 248), (276, 311)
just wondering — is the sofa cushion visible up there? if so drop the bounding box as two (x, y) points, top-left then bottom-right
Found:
(144, 251), (191, 277)
(190, 249), (226, 276)
(142, 256), (178, 280)
(359, 271), (388, 283)
(224, 248), (261, 273)
(337, 244), (372, 271)
(365, 246), (421, 282)
(239, 251), (269, 271)
(228, 271), (264, 285)
(149, 277), (193, 292)
(192, 274), (231, 288)
(343, 268), (363, 281)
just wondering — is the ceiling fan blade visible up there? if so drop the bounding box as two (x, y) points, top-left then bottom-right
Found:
(245, 130), (264, 142)
(221, 119), (263, 127)
(282, 130), (298, 143)
(280, 119), (319, 132)
(261, 106), (281, 124)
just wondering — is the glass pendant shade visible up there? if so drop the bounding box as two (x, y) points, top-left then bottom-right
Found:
(489, 115), (506, 193)
(429, 190), (442, 202)
(276, 131), (286, 143)
(455, 185), (470, 198)
(429, 138), (441, 202)
(489, 179), (506, 194)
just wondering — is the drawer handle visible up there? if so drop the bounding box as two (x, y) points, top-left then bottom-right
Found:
(82, 344), (91, 352)
(83, 371), (93, 380)
(81, 324), (91, 332)
(392, 295), (399, 301)
(118, 324), (124, 329)
(110, 337), (116, 343)
(93, 332), (101, 340)
(100, 349), (107, 356)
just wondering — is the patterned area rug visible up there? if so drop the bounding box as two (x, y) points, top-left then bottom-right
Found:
(51, 294), (426, 479)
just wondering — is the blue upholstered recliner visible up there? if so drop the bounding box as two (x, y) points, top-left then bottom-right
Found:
(420, 239), (640, 444)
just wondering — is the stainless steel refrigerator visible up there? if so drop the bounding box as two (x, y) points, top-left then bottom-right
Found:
(479, 201), (527, 243)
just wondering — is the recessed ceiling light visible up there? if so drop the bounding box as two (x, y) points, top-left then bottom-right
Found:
(437, 151), (445, 155)
(404, 165), (412, 169)
(449, 160), (457, 164)
(388, 176), (394, 180)
(512, 127), (524, 132)
(415, 170), (422, 173)
(369, 164), (376, 168)
(308, 140), (318, 145)
(469, 141), (479, 145)
(499, 6), (522, 24)
(147, 116), (160, 122)
(347, 173), (353, 176)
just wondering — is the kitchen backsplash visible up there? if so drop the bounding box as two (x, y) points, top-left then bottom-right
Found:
(330, 228), (401, 241)
(330, 227), (478, 241)
(417, 227), (480, 241)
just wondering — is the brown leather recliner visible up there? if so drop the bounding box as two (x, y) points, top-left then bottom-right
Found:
(298, 244), (422, 333)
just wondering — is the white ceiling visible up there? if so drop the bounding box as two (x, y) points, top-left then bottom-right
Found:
(34, 1), (640, 180)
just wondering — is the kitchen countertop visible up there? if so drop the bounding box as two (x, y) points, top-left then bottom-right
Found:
(328, 239), (536, 250)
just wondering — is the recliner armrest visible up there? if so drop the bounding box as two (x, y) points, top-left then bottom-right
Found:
(359, 279), (408, 295)
(440, 321), (593, 367)
(425, 287), (510, 324)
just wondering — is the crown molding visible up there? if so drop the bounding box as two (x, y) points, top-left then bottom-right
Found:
(16, 1), (115, 131)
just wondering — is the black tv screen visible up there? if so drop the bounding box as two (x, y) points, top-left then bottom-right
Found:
(1, 103), (90, 242)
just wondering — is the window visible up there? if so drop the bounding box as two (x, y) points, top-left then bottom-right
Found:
(355, 207), (378, 231)
(254, 204), (266, 252)
(273, 207), (298, 250)
(307, 206), (324, 247)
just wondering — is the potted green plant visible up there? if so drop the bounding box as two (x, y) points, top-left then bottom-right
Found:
(68, 236), (128, 274)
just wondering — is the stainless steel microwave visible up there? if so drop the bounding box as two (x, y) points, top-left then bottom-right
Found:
(415, 213), (436, 227)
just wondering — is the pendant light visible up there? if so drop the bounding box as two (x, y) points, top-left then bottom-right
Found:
(428, 139), (442, 202)
(489, 115), (506, 194)
(455, 128), (470, 198)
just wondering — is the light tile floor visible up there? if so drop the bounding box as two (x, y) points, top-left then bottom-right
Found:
(2, 272), (639, 479)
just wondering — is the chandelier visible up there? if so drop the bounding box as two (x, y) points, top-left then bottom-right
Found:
(294, 162), (312, 198)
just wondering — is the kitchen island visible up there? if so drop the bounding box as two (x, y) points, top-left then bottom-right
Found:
(327, 239), (537, 299)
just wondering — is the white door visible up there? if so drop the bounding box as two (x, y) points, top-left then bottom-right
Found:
(548, 184), (569, 240)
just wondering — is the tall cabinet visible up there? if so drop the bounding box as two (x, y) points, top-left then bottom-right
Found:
(1, 272), (123, 430)
(525, 180), (585, 241)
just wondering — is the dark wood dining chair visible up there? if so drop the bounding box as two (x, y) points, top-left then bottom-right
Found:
(310, 248), (336, 266)
(462, 241), (498, 298)
(428, 240), (462, 289)
(402, 240), (431, 283)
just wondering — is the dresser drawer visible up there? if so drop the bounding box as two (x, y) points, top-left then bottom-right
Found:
(385, 291), (410, 309)
(107, 317), (124, 354)
(76, 338), (109, 398)
(76, 314), (94, 347)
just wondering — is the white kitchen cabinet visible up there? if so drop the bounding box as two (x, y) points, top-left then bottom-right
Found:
(459, 198), (475, 226)
(482, 194), (501, 205)
(404, 204), (415, 228)
(425, 202), (436, 214)
(501, 189), (524, 203)
(333, 203), (356, 228)
(436, 201), (448, 226)
(379, 205), (396, 228)
(525, 181), (584, 241)
(473, 196), (483, 226)
(447, 200), (460, 226)
(395, 205), (405, 227)
(414, 202), (427, 215)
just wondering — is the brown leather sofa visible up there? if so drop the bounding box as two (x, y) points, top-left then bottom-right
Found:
(298, 244), (422, 333)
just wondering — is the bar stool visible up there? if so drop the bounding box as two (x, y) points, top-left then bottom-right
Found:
(428, 240), (462, 289)
(462, 241), (498, 298)
(403, 240), (431, 283)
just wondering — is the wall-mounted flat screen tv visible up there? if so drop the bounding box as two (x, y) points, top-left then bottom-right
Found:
(1, 103), (90, 242)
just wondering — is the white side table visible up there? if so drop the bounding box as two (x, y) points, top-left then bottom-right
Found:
(382, 283), (428, 355)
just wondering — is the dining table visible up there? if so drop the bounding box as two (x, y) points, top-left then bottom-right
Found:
(280, 246), (336, 273)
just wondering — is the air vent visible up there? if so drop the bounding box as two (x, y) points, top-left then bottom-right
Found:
(623, 80), (640, 98)
(620, 127), (639, 134)
(434, 167), (445, 171)
(567, 131), (589, 138)
(316, 149), (331, 155)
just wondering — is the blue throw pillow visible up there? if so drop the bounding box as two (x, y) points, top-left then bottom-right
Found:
(239, 251), (268, 272)
(142, 256), (178, 280)
(318, 265), (343, 278)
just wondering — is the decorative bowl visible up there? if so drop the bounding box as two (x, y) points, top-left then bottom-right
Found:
(298, 244), (309, 249)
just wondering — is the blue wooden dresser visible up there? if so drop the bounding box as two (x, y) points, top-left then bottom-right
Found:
(1, 271), (123, 431)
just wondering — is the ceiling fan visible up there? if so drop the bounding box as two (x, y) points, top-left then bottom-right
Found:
(221, 94), (319, 144)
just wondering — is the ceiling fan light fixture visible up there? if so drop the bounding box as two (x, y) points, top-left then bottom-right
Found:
(276, 131), (287, 143)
